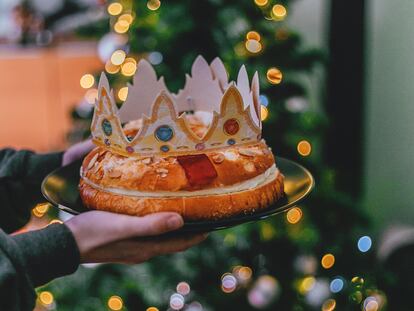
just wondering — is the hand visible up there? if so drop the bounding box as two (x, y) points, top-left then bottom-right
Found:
(62, 140), (95, 166)
(65, 211), (207, 264)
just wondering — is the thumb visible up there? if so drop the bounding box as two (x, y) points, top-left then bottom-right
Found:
(123, 212), (184, 237)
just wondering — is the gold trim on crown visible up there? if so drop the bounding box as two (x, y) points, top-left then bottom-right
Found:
(91, 56), (262, 157)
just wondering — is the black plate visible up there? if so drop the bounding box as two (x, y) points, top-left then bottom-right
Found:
(42, 157), (314, 232)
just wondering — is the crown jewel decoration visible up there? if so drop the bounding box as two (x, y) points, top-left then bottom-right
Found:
(91, 55), (263, 157)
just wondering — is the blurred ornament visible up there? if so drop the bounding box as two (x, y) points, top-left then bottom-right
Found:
(285, 97), (308, 112)
(247, 275), (280, 308)
(107, 2), (123, 16)
(245, 39), (262, 54)
(294, 255), (317, 275)
(329, 277), (345, 293)
(358, 236), (372, 253)
(271, 4), (287, 20)
(169, 293), (185, 310)
(297, 140), (312, 157)
(321, 298), (336, 311)
(266, 68), (282, 84)
(351, 276), (364, 289)
(321, 254), (335, 269)
(107, 295), (123, 310)
(221, 273), (238, 293)
(148, 51), (163, 65)
(305, 278), (330, 308)
(147, 0), (161, 11)
(98, 33), (128, 63)
(350, 291), (363, 304)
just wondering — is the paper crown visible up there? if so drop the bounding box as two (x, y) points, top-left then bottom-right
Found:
(91, 55), (263, 157)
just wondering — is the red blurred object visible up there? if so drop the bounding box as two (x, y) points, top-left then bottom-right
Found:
(177, 154), (218, 187)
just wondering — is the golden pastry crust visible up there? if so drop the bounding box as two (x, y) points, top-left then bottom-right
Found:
(81, 141), (275, 192)
(79, 172), (284, 220)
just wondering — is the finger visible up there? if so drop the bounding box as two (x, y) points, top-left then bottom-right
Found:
(82, 233), (207, 264)
(120, 212), (184, 237)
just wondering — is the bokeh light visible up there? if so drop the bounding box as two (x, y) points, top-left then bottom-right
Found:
(107, 2), (123, 16)
(245, 39), (262, 54)
(329, 278), (344, 293)
(105, 61), (120, 74)
(176, 281), (191, 296)
(39, 291), (54, 306)
(322, 298), (336, 311)
(299, 276), (315, 294)
(321, 254), (335, 269)
(111, 50), (126, 65)
(363, 297), (379, 311)
(114, 20), (130, 34)
(33, 203), (49, 217)
(221, 273), (238, 293)
(260, 94), (269, 107)
(108, 296), (123, 311)
(254, 0), (268, 7)
(272, 4), (287, 20)
(148, 51), (163, 65)
(358, 236), (372, 252)
(85, 88), (98, 104)
(169, 293), (185, 310)
(146, 308), (159, 311)
(49, 219), (63, 225)
(351, 276), (364, 288)
(266, 67), (283, 84)
(80, 74), (95, 89)
(286, 207), (303, 224)
(121, 58), (137, 76)
(147, 0), (161, 11)
(297, 140), (312, 156)
(235, 266), (253, 283)
(246, 31), (261, 41)
(351, 290), (363, 303)
(118, 13), (134, 24)
(118, 87), (129, 101)
(260, 105), (269, 121)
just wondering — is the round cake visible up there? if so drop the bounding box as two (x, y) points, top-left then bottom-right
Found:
(79, 115), (284, 220)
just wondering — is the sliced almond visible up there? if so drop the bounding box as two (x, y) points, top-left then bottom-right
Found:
(87, 153), (99, 170)
(244, 162), (256, 172)
(212, 153), (225, 164)
(92, 163), (101, 174)
(107, 169), (122, 178)
(141, 157), (152, 164)
(239, 149), (255, 157)
(156, 168), (169, 174)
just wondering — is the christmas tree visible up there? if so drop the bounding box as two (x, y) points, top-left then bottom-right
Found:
(36, 1), (392, 310)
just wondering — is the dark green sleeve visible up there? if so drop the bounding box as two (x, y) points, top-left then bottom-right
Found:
(0, 149), (63, 233)
(0, 224), (80, 311)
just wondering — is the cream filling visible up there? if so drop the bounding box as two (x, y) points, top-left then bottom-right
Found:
(82, 164), (278, 198)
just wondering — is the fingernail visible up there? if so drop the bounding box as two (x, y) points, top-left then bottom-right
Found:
(167, 215), (183, 230)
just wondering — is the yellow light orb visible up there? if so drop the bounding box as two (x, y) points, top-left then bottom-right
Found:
(114, 20), (130, 34)
(238, 266), (253, 280)
(272, 4), (287, 20)
(297, 140), (312, 156)
(266, 67), (283, 84)
(351, 276), (364, 288)
(121, 58), (137, 76)
(108, 296), (123, 311)
(299, 276), (315, 294)
(287, 207), (302, 224)
(254, 0), (268, 7)
(245, 39), (262, 54)
(118, 87), (129, 101)
(322, 299), (337, 311)
(107, 2), (123, 16)
(105, 61), (120, 74)
(39, 291), (54, 306)
(49, 219), (63, 225)
(246, 31), (261, 41)
(118, 13), (134, 24)
(33, 203), (49, 217)
(146, 308), (159, 311)
(321, 253), (335, 269)
(80, 74), (95, 89)
(111, 50), (126, 65)
(260, 105), (269, 121)
(147, 0), (161, 11)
